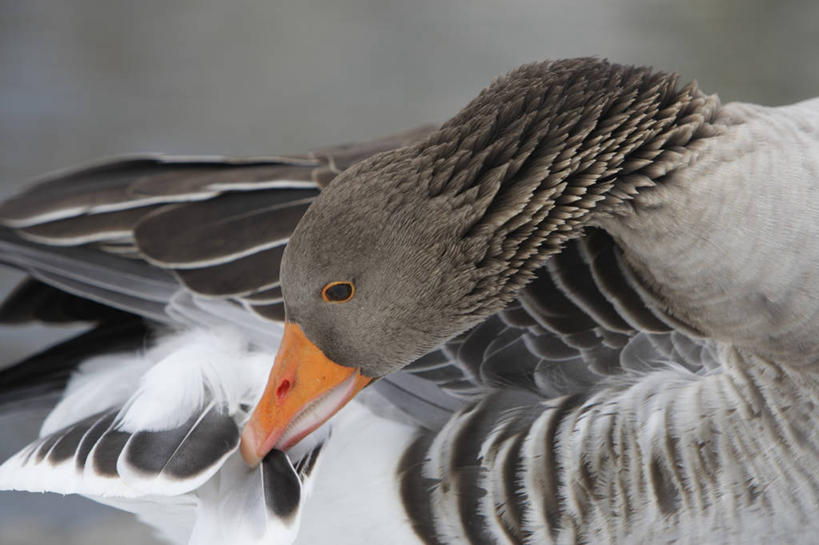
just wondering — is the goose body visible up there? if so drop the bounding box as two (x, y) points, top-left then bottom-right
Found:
(0, 58), (817, 544)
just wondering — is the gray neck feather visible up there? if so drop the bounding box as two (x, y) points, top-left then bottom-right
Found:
(402, 58), (722, 319)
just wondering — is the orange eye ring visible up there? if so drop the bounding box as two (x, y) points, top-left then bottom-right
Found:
(322, 281), (355, 303)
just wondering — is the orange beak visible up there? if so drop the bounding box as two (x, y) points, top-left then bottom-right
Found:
(240, 322), (372, 466)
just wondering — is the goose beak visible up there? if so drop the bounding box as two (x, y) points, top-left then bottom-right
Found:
(240, 322), (372, 467)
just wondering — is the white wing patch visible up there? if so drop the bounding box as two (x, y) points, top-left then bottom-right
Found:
(0, 327), (324, 545)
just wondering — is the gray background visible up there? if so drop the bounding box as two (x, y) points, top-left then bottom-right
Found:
(1, 0), (818, 543)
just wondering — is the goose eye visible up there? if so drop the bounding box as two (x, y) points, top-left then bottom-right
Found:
(322, 281), (355, 303)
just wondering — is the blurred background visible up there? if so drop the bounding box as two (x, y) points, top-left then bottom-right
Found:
(1, 0), (817, 543)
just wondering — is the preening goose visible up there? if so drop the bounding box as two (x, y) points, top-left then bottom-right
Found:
(0, 58), (818, 544)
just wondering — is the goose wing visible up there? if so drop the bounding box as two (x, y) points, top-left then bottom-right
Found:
(401, 227), (721, 407)
(0, 328), (327, 545)
(0, 125), (436, 335)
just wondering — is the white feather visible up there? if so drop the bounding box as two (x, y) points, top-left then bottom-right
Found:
(116, 328), (271, 433)
(40, 353), (152, 436)
(295, 400), (422, 545)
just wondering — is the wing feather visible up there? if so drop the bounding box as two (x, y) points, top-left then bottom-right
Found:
(398, 230), (721, 412)
(134, 192), (316, 267)
(0, 328), (330, 545)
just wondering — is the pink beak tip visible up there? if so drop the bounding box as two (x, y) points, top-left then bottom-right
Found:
(239, 426), (263, 468)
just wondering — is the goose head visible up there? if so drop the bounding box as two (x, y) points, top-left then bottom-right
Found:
(240, 57), (720, 465)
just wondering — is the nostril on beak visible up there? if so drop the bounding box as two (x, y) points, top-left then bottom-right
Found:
(276, 379), (292, 401)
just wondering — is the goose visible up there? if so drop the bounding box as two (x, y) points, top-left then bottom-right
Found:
(0, 57), (818, 544)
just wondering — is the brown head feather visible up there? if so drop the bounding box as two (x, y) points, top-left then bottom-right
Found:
(281, 58), (721, 376)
